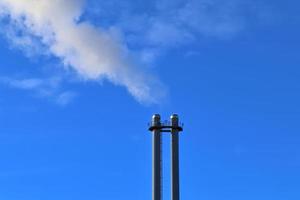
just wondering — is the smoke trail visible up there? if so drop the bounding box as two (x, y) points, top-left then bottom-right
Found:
(0, 0), (165, 104)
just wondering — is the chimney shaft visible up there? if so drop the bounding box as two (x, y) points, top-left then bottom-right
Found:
(152, 114), (162, 200)
(171, 114), (180, 200)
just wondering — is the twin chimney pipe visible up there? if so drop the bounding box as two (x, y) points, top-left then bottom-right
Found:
(171, 115), (180, 200)
(149, 114), (183, 200)
(151, 114), (162, 200)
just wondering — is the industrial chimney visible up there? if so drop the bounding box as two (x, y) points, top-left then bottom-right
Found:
(149, 114), (183, 200)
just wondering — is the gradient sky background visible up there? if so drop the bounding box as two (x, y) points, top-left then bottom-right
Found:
(0, 0), (300, 200)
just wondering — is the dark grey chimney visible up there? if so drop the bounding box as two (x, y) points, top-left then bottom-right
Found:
(149, 114), (183, 200)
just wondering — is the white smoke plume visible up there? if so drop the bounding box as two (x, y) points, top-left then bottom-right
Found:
(0, 0), (165, 104)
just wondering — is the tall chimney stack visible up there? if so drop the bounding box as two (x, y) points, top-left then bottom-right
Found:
(148, 114), (183, 200)
(151, 114), (162, 200)
(171, 114), (180, 200)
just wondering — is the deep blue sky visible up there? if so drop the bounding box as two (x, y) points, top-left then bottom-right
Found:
(0, 0), (300, 200)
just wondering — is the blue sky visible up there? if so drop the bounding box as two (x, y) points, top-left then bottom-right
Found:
(0, 0), (300, 199)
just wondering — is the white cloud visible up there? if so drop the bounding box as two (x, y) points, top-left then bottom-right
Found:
(146, 0), (241, 47)
(0, 0), (165, 104)
(0, 0), (266, 104)
(146, 20), (195, 47)
(0, 76), (76, 105)
(1, 77), (44, 90)
(87, 0), (249, 46)
(0, 22), (48, 57)
(84, 0), (261, 62)
(55, 91), (77, 106)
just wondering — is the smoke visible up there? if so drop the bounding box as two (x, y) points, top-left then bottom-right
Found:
(0, 0), (165, 104)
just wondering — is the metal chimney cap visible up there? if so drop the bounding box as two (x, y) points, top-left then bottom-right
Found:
(152, 114), (161, 120)
(170, 114), (179, 119)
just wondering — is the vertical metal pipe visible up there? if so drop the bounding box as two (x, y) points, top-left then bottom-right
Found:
(171, 114), (180, 200)
(152, 114), (161, 200)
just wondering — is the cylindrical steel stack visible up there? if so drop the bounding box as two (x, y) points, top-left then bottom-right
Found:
(171, 114), (180, 200)
(149, 114), (183, 200)
(151, 114), (162, 200)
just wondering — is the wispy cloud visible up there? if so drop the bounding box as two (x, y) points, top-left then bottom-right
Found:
(1, 78), (44, 90)
(90, 1), (252, 41)
(0, 0), (165, 104)
(0, 22), (48, 57)
(85, 0), (261, 61)
(0, 76), (76, 105)
(0, 0), (265, 104)
(146, 0), (243, 45)
(55, 91), (77, 106)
